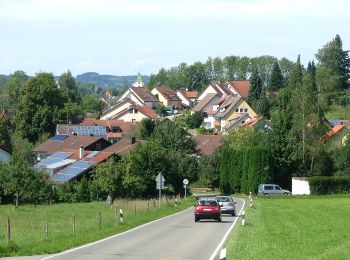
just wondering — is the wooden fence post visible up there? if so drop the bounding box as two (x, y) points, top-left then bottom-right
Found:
(73, 215), (76, 236)
(134, 205), (136, 215)
(45, 219), (48, 240)
(6, 218), (10, 242)
(148, 202), (150, 212)
(115, 206), (118, 224)
(98, 212), (102, 230)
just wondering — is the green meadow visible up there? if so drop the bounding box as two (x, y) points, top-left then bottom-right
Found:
(227, 196), (350, 259)
(0, 198), (194, 256)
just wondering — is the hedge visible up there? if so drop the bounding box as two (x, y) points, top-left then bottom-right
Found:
(309, 176), (350, 195)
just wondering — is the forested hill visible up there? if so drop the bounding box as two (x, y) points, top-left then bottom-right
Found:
(75, 72), (150, 88)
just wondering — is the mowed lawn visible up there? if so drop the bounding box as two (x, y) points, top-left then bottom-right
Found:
(0, 198), (194, 256)
(227, 196), (350, 259)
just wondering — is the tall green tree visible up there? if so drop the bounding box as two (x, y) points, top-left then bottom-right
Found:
(223, 55), (239, 80)
(15, 72), (63, 143)
(288, 55), (303, 88)
(5, 70), (28, 105)
(137, 118), (156, 140)
(316, 34), (350, 89)
(0, 118), (12, 151)
(247, 66), (263, 106)
(58, 70), (80, 103)
(268, 61), (284, 91)
(307, 60), (317, 91)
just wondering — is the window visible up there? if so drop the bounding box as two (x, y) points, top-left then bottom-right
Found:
(244, 108), (248, 112)
(275, 185), (281, 190)
(240, 108), (244, 112)
(235, 108), (239, 112)
(265, 185), (273, 190)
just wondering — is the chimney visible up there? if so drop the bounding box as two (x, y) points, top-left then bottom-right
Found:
(131, 137), (136, 144)
(79, 145), (84, 159)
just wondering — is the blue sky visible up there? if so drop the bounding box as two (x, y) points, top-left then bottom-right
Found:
(0, 0), (349, 76)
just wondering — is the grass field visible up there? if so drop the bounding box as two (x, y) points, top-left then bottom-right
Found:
(0, 197), (195, 256)
(227, 196), (350, 259)
(326, 105), (350, 120)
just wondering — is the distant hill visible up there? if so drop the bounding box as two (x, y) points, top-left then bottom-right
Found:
(75, 72), (150, 88)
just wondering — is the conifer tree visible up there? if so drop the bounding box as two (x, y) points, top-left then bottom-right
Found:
(268, 61), (284, 91)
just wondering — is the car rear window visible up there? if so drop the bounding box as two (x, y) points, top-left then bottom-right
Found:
(199, 200), (218, 206)
(216, 197), (232, 202)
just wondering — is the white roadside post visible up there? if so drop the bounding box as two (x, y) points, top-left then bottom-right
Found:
(250, 198), (253, 208)
(183, 179), (189, 199)
(220, 248), (227, 260)
(242, 210), (245, 226)
(156, 173), (166, 208)
(119, 208), (124, 224)
(249, 191), (252, 200)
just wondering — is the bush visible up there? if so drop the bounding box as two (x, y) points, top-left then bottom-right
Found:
(309, 176), (350, 195)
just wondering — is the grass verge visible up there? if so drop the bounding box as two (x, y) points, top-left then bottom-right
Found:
(227, 195), (350, 259)
(0, 197), (195, 256)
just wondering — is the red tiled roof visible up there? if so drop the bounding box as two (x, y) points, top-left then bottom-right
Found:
(241, 118), (259, 127)
(62, 149), (114, 163)
(33, 136), (110, 154)
(155, 86), (180, 101)
(131, 87), (159, 102)
(185, 91), (198, 98)
(194, 135), (224, 156)
(136, 105), (158, 119)
(227, 81), (251, 99)
(323, 124), (346, 139)
(103, 139), (146, 156)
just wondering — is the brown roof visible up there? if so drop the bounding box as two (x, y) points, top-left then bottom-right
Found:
(186, 91), (198, 98)
(215, 95), (241, 118)
(136, 105), (158, 119)
(155, 86), (180, 101)
(131, 87), (159, 102)
(78, 118), (135, 139)
(62, 149), (114, 163)
(33, 136), (110, 154)
(194, 135), (224, 156)
(227, 81), (251, 99)
(103, 139), (146, 156)
(192, 93), (218, 112)
(210, 82), (231, 96)
(100, 98), (135, 117)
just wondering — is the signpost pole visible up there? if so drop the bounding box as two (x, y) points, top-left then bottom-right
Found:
(158, 174), (162, 209)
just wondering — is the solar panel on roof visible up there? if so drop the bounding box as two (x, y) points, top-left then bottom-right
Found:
(51, 160), (95, 183)
(50, 151), (73, 160)
(72, 125), (106, 137)
(86, 151), (100, 159)
(35, 158), (61, 168)
(50, 135), (68, 141)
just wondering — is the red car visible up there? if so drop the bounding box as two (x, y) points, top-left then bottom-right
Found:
(194, 199), (221, 222)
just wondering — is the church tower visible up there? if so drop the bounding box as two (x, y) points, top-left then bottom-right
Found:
(132, 72), (145, 87)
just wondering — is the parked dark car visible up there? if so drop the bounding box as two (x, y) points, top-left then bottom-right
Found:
(194, 199), (221, 222)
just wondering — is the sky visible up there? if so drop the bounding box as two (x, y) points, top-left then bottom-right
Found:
(0, 0), (349, 76)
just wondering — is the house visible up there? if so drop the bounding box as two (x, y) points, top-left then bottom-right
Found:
(197, 82), (231, 102)
(102, 138), (146, 157)
(34, 147), (114, 183)
(119, 87), (159, 108)
(192, 93), (221, 115)
(224, 113), (252, 130)
(225, 80), (251, 99)
(176, 90), (199, 108)
(194, 135), (224, 156)
(322, 124), (349, 146)
(151, 86), (182, 109)
(100, 98), (157, 123)
(0, 145), (11, 163)
(78, 118), (135, 143)
(33, 136), (112, 161)
(200, 95), (257, 131)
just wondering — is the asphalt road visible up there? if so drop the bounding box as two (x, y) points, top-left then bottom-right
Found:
(3, 198), (244, 260)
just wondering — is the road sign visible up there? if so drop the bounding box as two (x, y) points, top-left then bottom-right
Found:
(183, 179), (189, 185)
(155, 173), (165, 190)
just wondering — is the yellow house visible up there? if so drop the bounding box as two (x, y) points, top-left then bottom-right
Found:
(197, 82), (231, 102)
(100, 99), (135, 120)
(214, 95), (257, 131)
(115, 104), (158, 122)
(151, 86), (182, 108)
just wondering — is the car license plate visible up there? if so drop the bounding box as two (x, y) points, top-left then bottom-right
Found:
(203, 208), (212, 211)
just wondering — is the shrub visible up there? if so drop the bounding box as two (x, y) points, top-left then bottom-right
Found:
(309, 176), (350, 195)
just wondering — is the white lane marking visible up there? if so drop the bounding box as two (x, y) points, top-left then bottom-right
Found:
(209, 198), (246, 260)
(41, 207), (193, 260)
